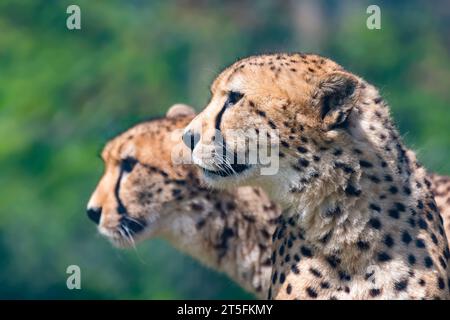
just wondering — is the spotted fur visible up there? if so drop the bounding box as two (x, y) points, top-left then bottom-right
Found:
(87, 105), (280, 297)
(89, 106), (450, 299)
(184, 53), (450, 299)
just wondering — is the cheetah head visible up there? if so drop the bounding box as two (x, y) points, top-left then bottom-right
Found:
(183, 54), (367, 198)
(87, 104), (198, 247)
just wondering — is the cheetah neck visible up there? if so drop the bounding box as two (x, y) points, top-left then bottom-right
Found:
(271, 84), (433, 268)
(162, 186), (279, 298)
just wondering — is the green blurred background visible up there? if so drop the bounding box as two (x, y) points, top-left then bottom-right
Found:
(0, 0), (449, 299)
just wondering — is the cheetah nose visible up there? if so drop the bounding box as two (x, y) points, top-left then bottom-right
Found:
(87, 207), (102, 225)
(182, 129), (200, 152)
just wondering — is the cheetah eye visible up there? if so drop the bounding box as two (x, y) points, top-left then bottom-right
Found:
(226, 91), (244, 106)
(121, 157), (138, 173)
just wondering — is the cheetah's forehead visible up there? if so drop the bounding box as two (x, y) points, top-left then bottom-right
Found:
(102, 116), (193, 162)
(213, 53), (346, 95)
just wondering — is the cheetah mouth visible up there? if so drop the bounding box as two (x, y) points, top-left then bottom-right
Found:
(99, 215), (151, 249)
(120, 216), (147, 235)
(201, 163), (251, 178)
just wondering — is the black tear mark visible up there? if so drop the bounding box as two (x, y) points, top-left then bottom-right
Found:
(115, 168), (128, 214)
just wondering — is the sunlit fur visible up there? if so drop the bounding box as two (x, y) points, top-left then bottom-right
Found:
(185, 53), (450, 299)
(89, 102), (450, 299)
(87, 105), (280, 297)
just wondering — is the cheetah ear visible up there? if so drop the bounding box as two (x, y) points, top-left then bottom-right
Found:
(166, 104), (196, 118)
(316, 72), (360, 131)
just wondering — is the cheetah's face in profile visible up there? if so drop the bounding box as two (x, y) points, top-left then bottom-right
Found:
(87, 112), (195, 248)
(183, 54), (362, 190)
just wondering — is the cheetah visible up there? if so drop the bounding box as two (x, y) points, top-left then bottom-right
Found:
(88, 104), (450, 299)
(86, 104), (280, 298)
(183, 53), (450, 299)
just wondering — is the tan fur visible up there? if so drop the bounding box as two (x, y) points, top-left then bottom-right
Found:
(85, 112), (450, 298)
(184, 53), (450, 299)
(87, 110), (280, 298)
(431, 174), (450, 246)
(88, 108), (450, 299)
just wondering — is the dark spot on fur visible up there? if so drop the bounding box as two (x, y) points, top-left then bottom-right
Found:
(291, 264), (300, 275)
(394, 279), (408, 291)
(268, 120), (277, 129)
(377, 252), (392, 262)
(389, 186), (398, 194)
(359, 160), (373, 168)
(335, 162), (354, 174)
(306, 287), (318, 298)
(438, 277), (445, 290)
(369, 218), (382, 229)
(369, 203), (381, 212)
(286, 283), (292, 294)
(309, 267), (322, 278)
(424, 256), (434, 268)
(298, 158), (310, 168)
(326, 255), (341, 268)
(370, 288), (381, 297)
(417, 218), (428, 230)
(345, 184), (361, 197)
(416, 239), (426, 248)
(384, 234), (394, 247)
(279, 273), (286, 284)
(256, 110), (266, 118)
(297, 146), (308, 154)
(357, 240), (370, 251)
(300, 246), (313, 257)
(388, 209), (400, 219)
(339, 271), (351, 282)
(402, 231), (412, 245)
